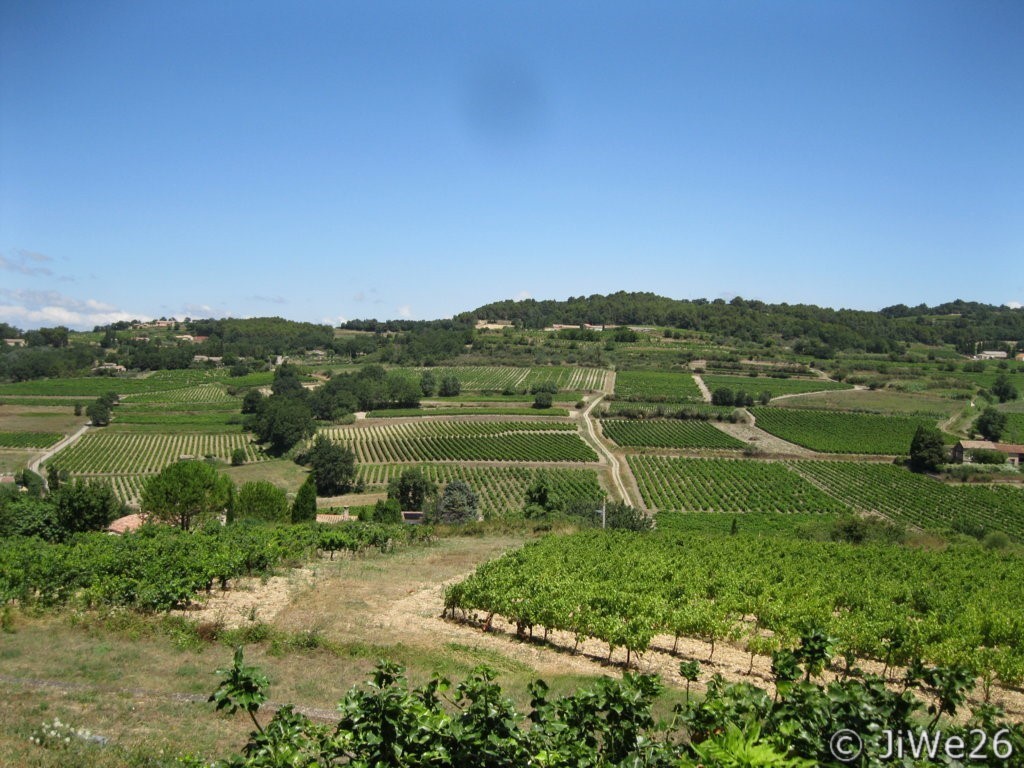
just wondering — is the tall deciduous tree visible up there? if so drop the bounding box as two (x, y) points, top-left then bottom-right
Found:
(991, 374), (1018, 403)
(54, 479), (124, 534)
(142, 461), (233, 530)
(420, 370), (436, 397)
(909, 424), (946, 473)
(438, 375), (461, 397)
(387, 468), (436, 511)
(86, 401), (111, 426)
(249, 396), (315, 453)
(974, 407), (1008, 442)
(308, 435), (356, 496)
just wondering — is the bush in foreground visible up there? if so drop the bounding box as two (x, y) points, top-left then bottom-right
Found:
(200, 647), (1024, 767)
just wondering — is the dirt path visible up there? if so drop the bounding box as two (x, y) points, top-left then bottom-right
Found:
(692, 373), (712, 403)
(28, 422), (90, 490)
(939, 400), (975, 437)
(577, 370), (630, 505)
(713, 418), (818, 457)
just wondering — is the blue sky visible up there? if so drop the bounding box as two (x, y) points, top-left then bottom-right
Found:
(1, 1), (1022, 329)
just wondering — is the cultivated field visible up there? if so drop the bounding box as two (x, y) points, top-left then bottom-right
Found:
(702, 374), (851, 398)
(613, 370), (702, 402)
(750, 407), (950, 454)
(602, 419), (745, 450)
(355, 464), (605, 519)
(318, 420), (597, 463)
(628, 455), (849, 514)
(44, 431), (267, 475)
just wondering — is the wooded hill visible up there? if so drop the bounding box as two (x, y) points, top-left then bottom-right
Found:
(461, 293), (1024, 353)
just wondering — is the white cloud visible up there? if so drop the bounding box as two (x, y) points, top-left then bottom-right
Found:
(0, 288), (147, 330)
(397, 304), (413, 319)
(322, 315), (347, 325)
(1006, 301), (1023, 310)
(514, 290), (532, 301)
(0, 251), (53, 276)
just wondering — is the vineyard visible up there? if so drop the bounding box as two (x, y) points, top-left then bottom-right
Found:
(318, 420), (597, 463)
(366, 407), (570, 418)
(613, 370), (701, 402)
(627, 456), (850, 514)
(44, 431), (266, 475)
(355, 464), (605, 518)
(446, 530), (1024, 686)
(389, 366), (606, 392)
(792, 461), (1024, 541)
(750, 407), (949, 454)
(122, 383), (237, 405)
(601, 401), (734, 418)
(0, 523), (431, 612)
(0, 368), (269, 398)
(601, 420), (745, 449)
(0, 431), (63, 449)
(111, 410), (243, 431)
(1002, 411), (1024, 444)
(702, 374), (851, 398)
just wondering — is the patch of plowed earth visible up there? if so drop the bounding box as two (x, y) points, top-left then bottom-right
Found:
(712, 420), (818, 457)
(177, 569), (314, 629)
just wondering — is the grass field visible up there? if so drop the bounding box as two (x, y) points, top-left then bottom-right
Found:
(773, 388), (961, 417)
(3, 537), (623, 767)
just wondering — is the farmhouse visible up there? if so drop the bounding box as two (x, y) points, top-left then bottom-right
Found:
(93, 362), (127, 373)
(974, 350), (1008, 360)
(953, 440), (1024, 467)
(3, 338), (26, 347)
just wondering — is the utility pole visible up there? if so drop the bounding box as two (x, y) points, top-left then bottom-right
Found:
(600, 501), (606, 529)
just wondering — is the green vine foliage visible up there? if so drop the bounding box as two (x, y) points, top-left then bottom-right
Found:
(205, 653), (1024, 767)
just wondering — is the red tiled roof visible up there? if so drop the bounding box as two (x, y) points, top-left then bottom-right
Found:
(107, 513), (147, 534)
(958, 440), (1024, 454)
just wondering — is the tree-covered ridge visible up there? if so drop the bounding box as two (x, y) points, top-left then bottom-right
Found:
(464, 292), (1024, 352)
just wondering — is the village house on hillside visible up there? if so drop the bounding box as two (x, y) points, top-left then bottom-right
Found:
(3, 338), (26, 347)
(92, 362), (127, 373)
(953, 440), (1024, 467)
